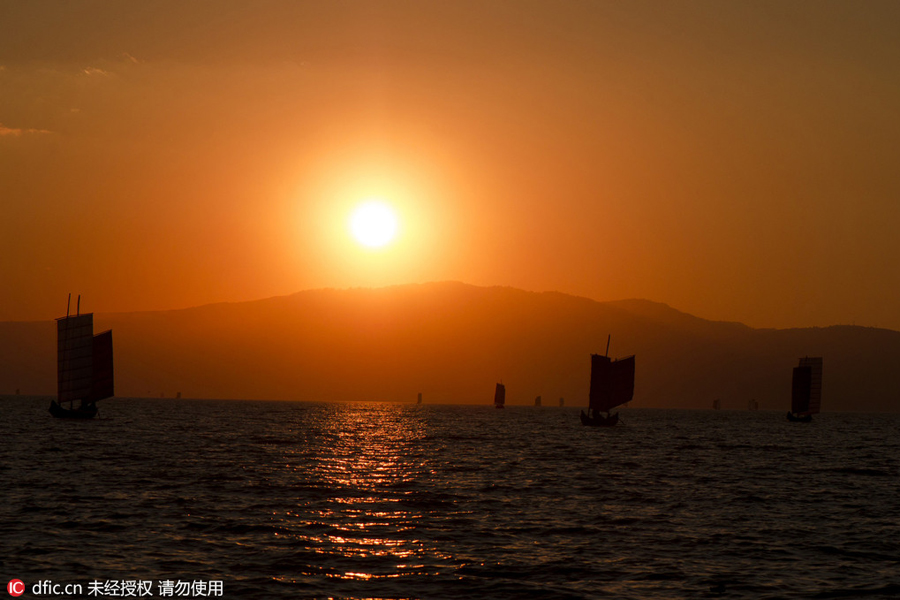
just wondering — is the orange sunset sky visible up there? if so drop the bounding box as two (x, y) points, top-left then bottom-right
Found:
(2, 1), (899, 330)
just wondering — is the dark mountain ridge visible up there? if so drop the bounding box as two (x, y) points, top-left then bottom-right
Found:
(2, 282), (898, 411)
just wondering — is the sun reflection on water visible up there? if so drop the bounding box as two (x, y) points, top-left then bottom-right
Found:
(274, 403), (437, 581)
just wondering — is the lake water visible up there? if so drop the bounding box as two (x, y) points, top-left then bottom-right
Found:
(2, 398), (899, 599)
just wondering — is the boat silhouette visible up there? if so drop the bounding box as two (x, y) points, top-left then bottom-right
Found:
(581, 335), (633, 427)
(494, 383), (505, 409)
(49, 294), (114, 419)
(787, 357), (822, 422)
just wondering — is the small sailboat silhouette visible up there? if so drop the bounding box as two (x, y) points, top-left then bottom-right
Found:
(787, 357), (822, 422)
(581, 335), (633, 427)
(49, 294), (114, 419)
(494, 383), (505, 409)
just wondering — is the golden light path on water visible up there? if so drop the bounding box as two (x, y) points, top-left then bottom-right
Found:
(271, 403), (448, 583)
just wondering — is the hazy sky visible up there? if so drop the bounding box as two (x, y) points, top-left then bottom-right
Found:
(2, 1), (899, 330)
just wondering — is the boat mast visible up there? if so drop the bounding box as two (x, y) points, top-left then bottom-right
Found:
(64, 293), (71, 406)
(605, 334), (611, 357)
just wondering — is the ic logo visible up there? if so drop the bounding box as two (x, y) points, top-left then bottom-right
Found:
(7, 580), (25, 597)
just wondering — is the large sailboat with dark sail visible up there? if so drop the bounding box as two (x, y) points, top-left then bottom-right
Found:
(49, 295), (114, 419)
(787, 357), (822, 422)
(494, 383), (505, 409)
(580, 336), (634, 427)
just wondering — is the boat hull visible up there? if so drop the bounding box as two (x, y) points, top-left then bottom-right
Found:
(580, 410), (619, 427)
(49, 399), (98, 419)
(786, 411), (812, 423)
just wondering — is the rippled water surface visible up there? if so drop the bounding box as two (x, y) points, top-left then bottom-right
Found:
(2, 398), (900, 599)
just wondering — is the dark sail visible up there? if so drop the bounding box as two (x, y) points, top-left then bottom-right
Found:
(791, 357), (822, 415)
(791, 366), (811, 414)
(89, 330), (114, 401)
(589, 354), (635, 413)
(494, 383), (505, 407)
(803, 357), (823, 414)
(57, 314), (94, 404)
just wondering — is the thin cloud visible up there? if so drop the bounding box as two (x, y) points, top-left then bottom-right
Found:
(82, 67), (109, 76)
(0, 124), (52, 136)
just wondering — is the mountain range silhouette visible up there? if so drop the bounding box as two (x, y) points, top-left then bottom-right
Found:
(2, 282), (898, 411)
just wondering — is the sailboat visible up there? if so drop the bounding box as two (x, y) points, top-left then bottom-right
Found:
(417, 392), (423, 405)
(787, 357), (822, 422)
(580, 335), (634, 427)
(534, 395), (541, 407)
(49, 295), (114, 419)
(494, 383), (505, 409)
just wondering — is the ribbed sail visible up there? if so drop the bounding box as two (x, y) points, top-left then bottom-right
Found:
(589, 354), (635, 412)
(589, 355), (611, 411)
(494, 383), (505, 407)
(799, 357), (823, 414)
(57, 314), (94, 403)
(791, 366), (811, 414)
(89, 330), (114, 401)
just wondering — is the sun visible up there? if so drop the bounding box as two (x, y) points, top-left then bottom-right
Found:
(349, 201), (398, 248)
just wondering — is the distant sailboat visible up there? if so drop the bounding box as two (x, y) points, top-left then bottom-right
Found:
(494, 383), (505, 409)
(787, 357), (822, 422)
(713, 398), (721, 410)
(49, 294), (114, 419)
(534, 395), (541, 407)
(581, 335), (634, 427)
(417, 392), (422, 405)
(748, 398), (759, 411)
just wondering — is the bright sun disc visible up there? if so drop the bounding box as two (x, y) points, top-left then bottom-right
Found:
(350, 201), (398, 248)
